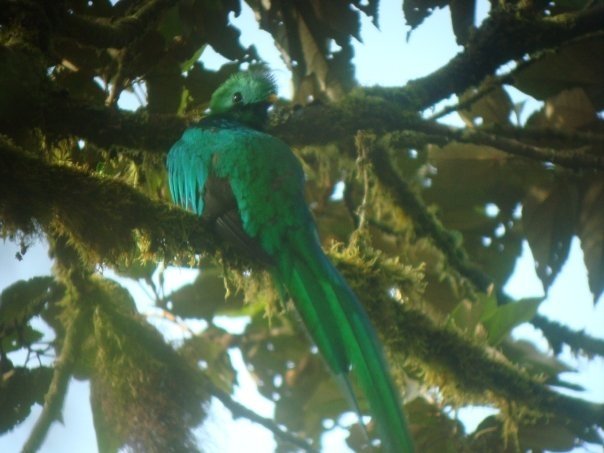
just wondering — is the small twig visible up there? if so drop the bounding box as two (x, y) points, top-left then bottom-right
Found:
(458, 129), (604, 170)
(484, 124), (604, 149)
(428, 57), (535, 121)
(353, 132), (374, 233)
(105, 49), (129, 107)
(21, 307), (84, 453)
(205, 379), (317, 452)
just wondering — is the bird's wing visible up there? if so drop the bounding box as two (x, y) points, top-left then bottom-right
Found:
(167, 126), (274, 264)
(166, 127), (212, 217)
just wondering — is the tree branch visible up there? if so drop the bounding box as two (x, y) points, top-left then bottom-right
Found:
(58, 0), (180, 49)
(3, 135), (602, 434)
(21, 296), (85, 453)
(3, 49), (600, 172)
(206, 379), (316, 452)
(39, 93), (186, 152)
(457, 129), (604, 170)
(484, 123), (604, 149)
(366, 141), (604, 358)
(271, 99), (603, 170)
(331, 250), (604, 431)
(0, 135), (226, 264)
(368, 144), (493, 290)
(365, 6), (604, 110)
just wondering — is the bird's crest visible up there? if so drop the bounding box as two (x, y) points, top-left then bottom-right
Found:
(209, 71), (277, 124)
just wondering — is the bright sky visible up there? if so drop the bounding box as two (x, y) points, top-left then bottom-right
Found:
(1, 0), (602, 452)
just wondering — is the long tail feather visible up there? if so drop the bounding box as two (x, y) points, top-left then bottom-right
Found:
(277, 233), (414, 452)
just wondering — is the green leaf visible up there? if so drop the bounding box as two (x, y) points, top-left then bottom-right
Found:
(178, 326), (236, 394)
(459, 86), (513, 127)
(543, 87), (598, 131)
(481, 297), (543, 345)
(0, 276), (55, 330)
(167, 264), (245, 320)
(578, 180), (604, 302)
(513, 35), (604, 109)
(180, 45), (206, 73)
(449, 292), (497, 335)
(519, 421), (577, 452)
(523, 181), (580, 292)
(404, 398), (467, 453)
(501, 339), (574, 377)
(0, 367), (53, 433)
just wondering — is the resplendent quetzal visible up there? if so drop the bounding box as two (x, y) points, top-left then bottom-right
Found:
(167, 72), (413, 452)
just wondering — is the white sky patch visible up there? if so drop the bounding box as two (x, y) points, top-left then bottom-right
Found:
(330, 180), (346, 201)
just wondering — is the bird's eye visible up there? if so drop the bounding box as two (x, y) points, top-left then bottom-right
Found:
(232, 92), (243, 104)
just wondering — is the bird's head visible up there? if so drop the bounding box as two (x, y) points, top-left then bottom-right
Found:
(209, 71), (277, 129)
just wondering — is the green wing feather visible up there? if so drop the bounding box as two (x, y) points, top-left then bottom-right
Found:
(168, 115), (413, 452)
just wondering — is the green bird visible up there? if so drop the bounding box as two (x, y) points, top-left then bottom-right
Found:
(167, 72), (413, 452)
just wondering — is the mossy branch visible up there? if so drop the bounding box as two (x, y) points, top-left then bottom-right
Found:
(0, 135), (231, 266)
(59, 0), (179, 49)
(39, 93), (186, 152)
(272, 99), (603, 170)
(457, 129), (604, 170)
(2, 134), (602, 436)
(366, 142), (604, 358)
(373, 294), (604, 429)
(365, 5), (604, 111)
(2, 44), (601, 171)
(368, 144), (491, 290)
(330, 248), (604, 431)
(20, 308), (82, 453)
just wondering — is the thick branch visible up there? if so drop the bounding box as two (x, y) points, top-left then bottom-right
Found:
(3, 136), (602, 432)
(0, 135), (228, 264)
(366, 6), (604, 110)
(3, 51), (601, 171)
(59, 0), (179, 49)
(40, 93), (186, 152)
(331, 252), (604, 431)
(271, 100), (603, 170)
